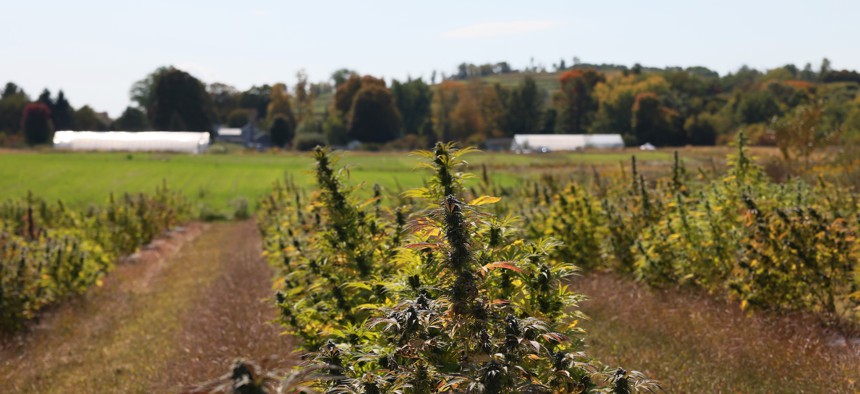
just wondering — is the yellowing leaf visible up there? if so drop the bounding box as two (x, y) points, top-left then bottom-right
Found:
(358, 196), (381, 209)
(469, 195), (502, 206)
(402, 188), (430, 198)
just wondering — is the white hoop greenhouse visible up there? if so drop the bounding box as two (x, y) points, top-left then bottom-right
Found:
(511, 134), (624, 152)
(53, 131), (210, 153)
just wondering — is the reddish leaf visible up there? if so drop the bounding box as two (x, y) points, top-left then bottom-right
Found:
(482, 261), (521, 273)
(405, 242), (443, 249)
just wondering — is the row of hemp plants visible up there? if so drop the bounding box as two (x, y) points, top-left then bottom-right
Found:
(519, 133), (860, 321)
(0, 182), (192, 331)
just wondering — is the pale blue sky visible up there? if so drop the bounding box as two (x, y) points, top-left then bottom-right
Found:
(2, 0), (858, 117)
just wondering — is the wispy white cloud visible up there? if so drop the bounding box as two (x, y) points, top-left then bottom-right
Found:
(441, 20), (559, 39)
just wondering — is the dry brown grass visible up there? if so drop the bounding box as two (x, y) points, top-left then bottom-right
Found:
(575, 272), (860, 393)
(0, 221), (294, 393)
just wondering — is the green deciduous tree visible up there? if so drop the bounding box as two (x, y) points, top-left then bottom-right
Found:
(293, 132), (327, 151)
(147, 67), (213, 131)
(74, 105), (106, 131)
(479, 83), (510, 137)
(449, 82), (484, 141)
(238, 85), (271, 120)
(334, 74), (364, 116)
(591, 74), (670, 135)
(736, 90), (781, 124)
(431, 81), (461, 141)
(226, 109), (250, 128)
(265, 83), (297, 135)
(270, 114), (295, 148)
(0, 85), (28, 134)
(772, 101), (838, 166)
(391, 77), (432, 135)
(684, 113), (718, 145)
(347, 83), (401, 143)
(130, 66), (169, 110)
(296, 116), (323, 135)
(504, 76), (543, 134)
(208, 82), (239, 124)
(74, 105), (98, 131)
(555, 69), (605, 133)
(115, 106), (150, 131)
(632, 92), (684, 146)
(293, 70), (315, 125)
(330, 68), (357, 88)
(323, 110), (348, 146)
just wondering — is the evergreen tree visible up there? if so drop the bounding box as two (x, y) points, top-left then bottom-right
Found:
(37, 89), (54, 111)
(21, 102), (54, 145)
(2, 82), (24, 99)
(52, 91), (74, 130)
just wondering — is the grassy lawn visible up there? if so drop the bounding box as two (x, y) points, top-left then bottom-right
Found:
(0, 148), (676, 216)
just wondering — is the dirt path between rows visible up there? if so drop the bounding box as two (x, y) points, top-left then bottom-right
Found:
(0, 220), (295, 393)
(575, 272), (860, 393)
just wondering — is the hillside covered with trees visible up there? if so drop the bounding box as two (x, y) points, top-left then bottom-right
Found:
(2, 58), (859, 150)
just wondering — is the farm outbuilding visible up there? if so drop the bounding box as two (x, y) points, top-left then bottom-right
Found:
(216, 127), (243, 140)
(53, 131), (210, 153)
(511, 134), (623, 152)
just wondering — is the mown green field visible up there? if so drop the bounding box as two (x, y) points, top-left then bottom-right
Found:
(0, 149), (677, 215)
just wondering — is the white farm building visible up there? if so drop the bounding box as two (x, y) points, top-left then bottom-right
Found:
(511, 134), (624, 152)
(53, 131), (211, 154)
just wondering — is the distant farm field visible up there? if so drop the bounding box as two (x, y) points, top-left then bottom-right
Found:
(0, 147), (735, 215)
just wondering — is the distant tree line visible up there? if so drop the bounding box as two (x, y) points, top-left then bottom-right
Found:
(3, 57), (859, 149)
(0, 83), (122, 145)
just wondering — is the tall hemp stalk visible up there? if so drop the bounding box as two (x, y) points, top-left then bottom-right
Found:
(295, 142), (657, 394)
